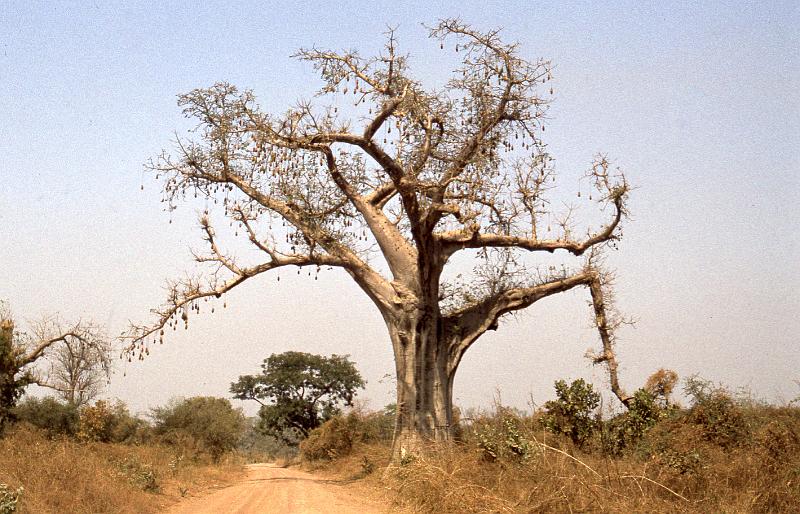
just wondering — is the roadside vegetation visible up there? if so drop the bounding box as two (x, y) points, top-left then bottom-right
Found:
(300, 372), (800, 513)
(0, 347), (364, 512)
(0, 396), (255, 513)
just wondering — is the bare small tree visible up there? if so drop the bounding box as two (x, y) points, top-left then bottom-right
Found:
(129, 20), (632, 459)
(37, 321), (112, 407)
(0, 302), (109, 431)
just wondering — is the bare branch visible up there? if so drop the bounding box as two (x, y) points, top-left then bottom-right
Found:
(438, 173), (628, 260)
(443, 265), (630, 406)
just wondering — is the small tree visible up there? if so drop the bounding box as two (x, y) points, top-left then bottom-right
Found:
(42, 332), (112, 408)
(644, 368), (679, 408)
(231, 352), (364, 444)
(0, 315), (26, 434)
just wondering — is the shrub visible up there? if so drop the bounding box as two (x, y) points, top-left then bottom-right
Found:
(78, 400), (116, 442)
(108, 403), (150, 444)
(644, 368), (679, 407)
(540, 379), (600, 447)
(77, 400), (145, 443)
(475, 413), (535, 462)
(354, 405), (396, 443)
(300, 414), (360, 461)
(684, 376), (749, 447)
(756, 414), (800, 472)
(151, 396), (245, 461)
(602, 389), (666, 455)
(12, 397), (79, 437)
(115, 457), (160, 492)
(299, 407), (395, 462)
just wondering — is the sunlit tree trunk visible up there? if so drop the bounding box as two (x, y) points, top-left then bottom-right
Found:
(389, 313), (456, 458)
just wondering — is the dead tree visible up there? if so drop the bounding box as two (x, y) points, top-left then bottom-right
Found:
(129, 20), (632, 459)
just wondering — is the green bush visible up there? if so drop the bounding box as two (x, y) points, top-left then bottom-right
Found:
(151, 397), (245, 461)
(475, 413), (535, 462)
(540, 379), (600, 447)
(602, 389), (666, 455)
(108, 403), (150, 444)
(12, 397), (79, 437)
(115, 457), (160, 492)
(0, 317), (31, 436)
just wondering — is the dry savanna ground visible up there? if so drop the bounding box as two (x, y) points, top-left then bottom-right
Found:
(299, 382), (800, 513)
(3, 378), (800, 513)
(0, 423), (243, 514)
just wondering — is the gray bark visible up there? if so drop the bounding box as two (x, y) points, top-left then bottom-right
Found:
(389, 314), (456, 458)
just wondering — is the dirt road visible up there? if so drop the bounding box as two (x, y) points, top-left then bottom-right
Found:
(166, 463), (389, 514)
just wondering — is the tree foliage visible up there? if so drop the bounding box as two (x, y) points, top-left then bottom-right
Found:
(0, 315), (28, 435)
(231, 352), (364, 443)
(12, 397), (80, 438)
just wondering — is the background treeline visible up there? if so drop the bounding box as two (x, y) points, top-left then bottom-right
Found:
(0, 395), (280, 514)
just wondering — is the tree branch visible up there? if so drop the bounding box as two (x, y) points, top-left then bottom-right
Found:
(444, 266), (630, 405)
(438, 183), (627, 259)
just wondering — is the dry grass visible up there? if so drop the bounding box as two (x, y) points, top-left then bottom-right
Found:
(307, 404), (800, 513)
(379, 441), (695, 513)
(0, 423), (244, 514)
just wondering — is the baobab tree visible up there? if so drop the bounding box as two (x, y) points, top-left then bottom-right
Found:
(129, 19), (632, 458)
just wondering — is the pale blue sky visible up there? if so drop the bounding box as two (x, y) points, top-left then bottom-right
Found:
(1, 1), (798, 414)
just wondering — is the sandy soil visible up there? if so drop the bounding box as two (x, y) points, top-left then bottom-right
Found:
(165, 462), (389, 514)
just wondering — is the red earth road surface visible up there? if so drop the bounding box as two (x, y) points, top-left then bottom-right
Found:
(166, 462), (389, 514)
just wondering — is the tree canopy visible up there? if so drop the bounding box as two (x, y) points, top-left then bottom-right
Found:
(231, 352), (364, 443)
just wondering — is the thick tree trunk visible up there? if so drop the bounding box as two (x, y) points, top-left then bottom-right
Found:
(387, 314), (456, 461)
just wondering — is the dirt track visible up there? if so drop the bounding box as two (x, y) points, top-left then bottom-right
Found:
(166, 463), (388, 514)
